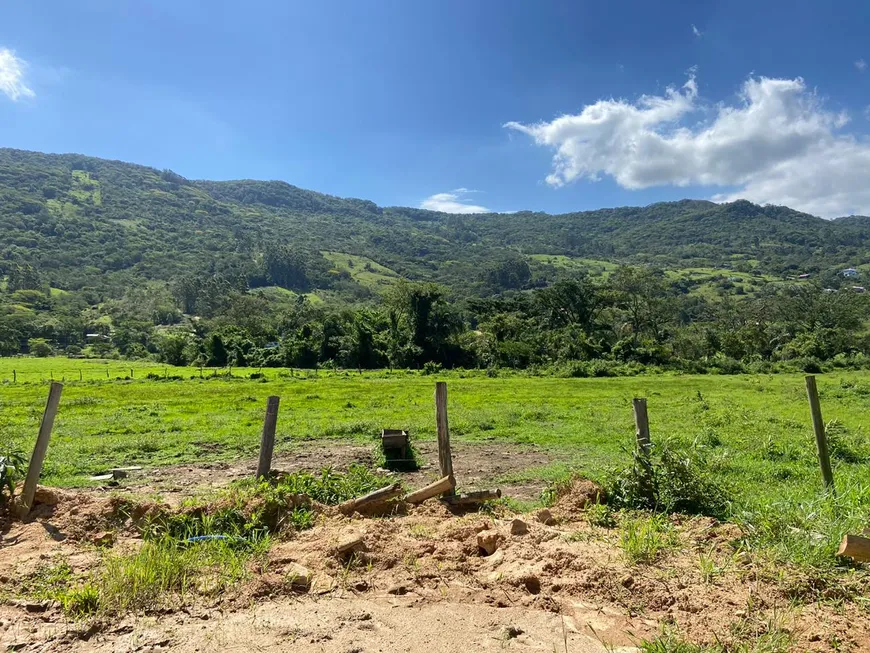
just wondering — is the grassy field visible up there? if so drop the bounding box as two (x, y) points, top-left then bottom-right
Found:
(3, 359), (870, 574)
(0, 360), (867, 498)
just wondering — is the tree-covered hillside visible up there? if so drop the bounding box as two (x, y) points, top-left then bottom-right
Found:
(3, 147), (870, 374)
(3, 147), (870, 301)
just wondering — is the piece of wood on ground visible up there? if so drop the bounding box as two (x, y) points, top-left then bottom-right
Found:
(837, 533), (870, 562)
(440, 489), (502, 506)
(404, 475), (455, 504)
(338, 482), (403, 515)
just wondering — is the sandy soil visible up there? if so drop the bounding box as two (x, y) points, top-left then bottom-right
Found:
(1, 477), (868, 652)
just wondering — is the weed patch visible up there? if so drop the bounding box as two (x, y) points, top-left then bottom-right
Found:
(606, 438), (731, 519)
(620, 514), (678, 564)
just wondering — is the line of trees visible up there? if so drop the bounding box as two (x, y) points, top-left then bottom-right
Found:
(4, 265), (869, 375)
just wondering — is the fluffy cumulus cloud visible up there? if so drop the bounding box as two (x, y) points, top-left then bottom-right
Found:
(856, 59), (867, 72)
(505, 75), (870, 217)
(420, 188), (491, 213)
(0, 48), (35, 101)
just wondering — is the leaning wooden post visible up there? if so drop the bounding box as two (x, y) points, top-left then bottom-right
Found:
(16, 382), (63, 519)
(435, 381), (454, 496)
(12, 369), (16, 383)
(805, 375), (834, 490)
(256, 396), (280, 479)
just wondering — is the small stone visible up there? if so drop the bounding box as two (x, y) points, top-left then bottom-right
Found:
(477, 529), (502, 556)
(621, 575), (635, 589)
(285, 563), (312, 591)
(510, 519), (529, 536)
(24, 601), (47, 613)
(808, 634), (821, 642)
(335, 532), (366, 555)
(91, 531), (115, 547)
(387, 583), (409, 595)
(536, 509), (556, 526)
(33, 486), (59, 506)
(735, 610), (747, 617)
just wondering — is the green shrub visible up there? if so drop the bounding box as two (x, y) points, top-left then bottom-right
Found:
(0, 451), (26, 505)
(606, 439), (732, 519)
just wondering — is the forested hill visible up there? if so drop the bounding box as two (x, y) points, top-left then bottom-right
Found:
(2, 147), (870, 301)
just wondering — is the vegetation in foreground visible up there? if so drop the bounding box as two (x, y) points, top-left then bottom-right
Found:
(9, 465), (394, 617)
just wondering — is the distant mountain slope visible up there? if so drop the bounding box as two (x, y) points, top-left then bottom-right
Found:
(1, 147), (868, 300)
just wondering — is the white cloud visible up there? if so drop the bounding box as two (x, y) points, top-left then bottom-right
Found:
(420, 188), (491, 213)
(856, 58), (867, 72)
(505, 74), (870, 217)
(0, 48), (35, 101)
(691, 24), (702, 37)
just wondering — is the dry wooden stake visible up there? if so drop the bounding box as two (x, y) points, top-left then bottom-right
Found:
(440, 489), (502, 506)
(837, 534), (870, 562)
(632, 397), (656, 504)
(435, 381), (455, 496)
(256, 395), (280, 479)
(805, 375), (835, 490)
(404, 475), (455, 504)
(338, 482), (403, 514)
(632, 398), (651, 458)
(16, 382), (63, 519)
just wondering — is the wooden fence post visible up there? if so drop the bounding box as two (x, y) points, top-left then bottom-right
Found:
(12, 369), (15, 383)
(805, 375), (834, 490)
(79, 370), (83, 381)
(435, 381), (454, 496)
(632, 398), (651, 458)
(632, 397), (655, 504)
(256, 396), (280, 479)
(16, 382), (63, 519)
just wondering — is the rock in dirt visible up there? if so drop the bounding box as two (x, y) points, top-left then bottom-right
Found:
(477, 529), (503, 556)
(24, 601), (48, 613)
(510, 518), (529, 536)
(32, 486), (59, 506)
(620, 574), (635, 589)
(536, 509), (556, 526)
(286, 563), (313, 591)
(91, 531), (115, 547)
(335, 532), (366, 556)
(387, 583), (409, 596)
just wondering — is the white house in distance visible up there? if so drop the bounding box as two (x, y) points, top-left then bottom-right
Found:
(842, 268), (859, 278)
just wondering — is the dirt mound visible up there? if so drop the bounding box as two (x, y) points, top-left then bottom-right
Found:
(3, 484), (869, 652)
(551, 478), (605, 517)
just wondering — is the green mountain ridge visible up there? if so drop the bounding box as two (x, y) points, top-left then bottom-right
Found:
(2, 147), (870, 302)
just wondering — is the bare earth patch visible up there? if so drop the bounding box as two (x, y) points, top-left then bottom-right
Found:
(2, 480), (868, 652)
(109, 440), (558, 503)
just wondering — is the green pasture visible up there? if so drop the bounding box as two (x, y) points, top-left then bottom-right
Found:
(1, 360), (868, 504)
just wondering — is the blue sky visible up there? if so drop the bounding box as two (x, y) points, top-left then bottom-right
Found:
(1, 1), (869, 217)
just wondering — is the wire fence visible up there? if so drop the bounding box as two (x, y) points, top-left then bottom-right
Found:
(0, 364), (355, 384)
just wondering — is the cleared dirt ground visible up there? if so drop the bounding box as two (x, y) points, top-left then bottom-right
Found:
(1, 454), (868, 652)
